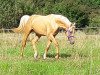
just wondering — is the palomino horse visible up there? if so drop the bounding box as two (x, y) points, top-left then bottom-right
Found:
(13, 14), (75, 59)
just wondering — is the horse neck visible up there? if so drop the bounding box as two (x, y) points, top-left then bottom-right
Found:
(60, 16), (71, 26)
(59, 17), (71, 30)
(54, 14), (71, 28)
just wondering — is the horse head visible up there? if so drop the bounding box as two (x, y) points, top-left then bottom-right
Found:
(66, 23), (75, 44)
(53, 14), (76, 45)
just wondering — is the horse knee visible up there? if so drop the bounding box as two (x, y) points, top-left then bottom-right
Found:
(22, 41), (26, 48)
(55, 42), (59, 47)
(31, 40), (35, 45)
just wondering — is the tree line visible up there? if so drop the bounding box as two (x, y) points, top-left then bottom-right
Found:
(0, 0), (100, 28)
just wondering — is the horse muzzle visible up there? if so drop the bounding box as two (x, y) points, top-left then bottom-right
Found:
(70, 40), (75, 45)
(68, 36), (75, 45)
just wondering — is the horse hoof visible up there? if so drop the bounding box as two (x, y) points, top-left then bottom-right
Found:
(34, 56), (38, 59)
(43, 56), (47, 60)
(43, 53), (47, 59)
(34, 54), (38, 59)
(34, 53), (38, 59)
(55, 55), (59, 59)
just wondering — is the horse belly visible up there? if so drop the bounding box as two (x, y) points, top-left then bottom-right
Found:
(32, 20), (48, 36)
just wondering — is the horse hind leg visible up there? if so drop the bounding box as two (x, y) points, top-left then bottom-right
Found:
(31, 35), (41, 59)
(21, 32), (30, 58)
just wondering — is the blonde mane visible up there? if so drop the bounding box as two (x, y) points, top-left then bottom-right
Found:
(50, 14), (71, 27)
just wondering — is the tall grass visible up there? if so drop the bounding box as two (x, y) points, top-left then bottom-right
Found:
(0, 32), (100, 75)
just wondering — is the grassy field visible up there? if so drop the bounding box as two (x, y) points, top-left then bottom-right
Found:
(0, 32), (100, 75)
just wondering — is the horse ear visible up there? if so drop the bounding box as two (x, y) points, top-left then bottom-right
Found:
(72, 22), (76, 28)
(73, 22), (76, 26)
(70, 22), (76, 28)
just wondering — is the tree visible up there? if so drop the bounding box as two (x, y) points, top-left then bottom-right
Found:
(0, 0), (100, 28)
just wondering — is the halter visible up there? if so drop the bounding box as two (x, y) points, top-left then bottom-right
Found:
(66, 29), (74, 40)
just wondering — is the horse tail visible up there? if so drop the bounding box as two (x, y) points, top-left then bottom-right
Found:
(11, 15), (39, 33)
(12, 21), (24, 33)
(12, 15), (30, 33)
(11, 26), (23, 33)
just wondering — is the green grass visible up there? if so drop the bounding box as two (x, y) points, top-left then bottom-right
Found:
(0, 32), (100, 75)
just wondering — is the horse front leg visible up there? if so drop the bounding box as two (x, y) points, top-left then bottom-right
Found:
(43, 39), (52, 59)
(49, 34), (59, 59)
(31, 35), (40, 59)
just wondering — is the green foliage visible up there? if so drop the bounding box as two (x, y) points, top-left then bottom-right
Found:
(0, 0), (16, 28)
(0, 0), (100, 28)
